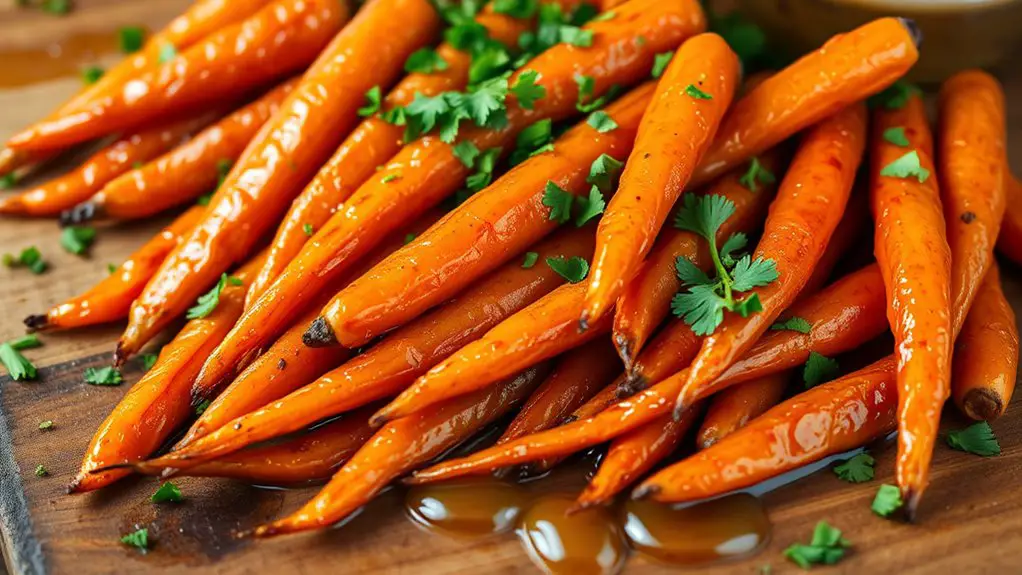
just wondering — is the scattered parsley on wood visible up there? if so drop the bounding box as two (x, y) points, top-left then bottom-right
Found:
(82, 66), (104, 85)
(151, 482), (183, 503)
(770, 316), (812, 334)
(121, 528), (149, 551)
(546, 256), (589, 283)
(39, 420), (54, 431)
(833, 452), (874, 483)
(0, 334), (42, 381)
(739, 157), (776, 192)
(60, 226), (96, 255)
(84, 366), (123, 386)
(871, 484), (903, 517)
(187, 274), (241, 319)
(521, 251), (539, 269)
(803, 351), (840, 388)
(35, 464), (48, 477)
(783, 521), (850, 570)
(945, 421), (1000, 456)
(118, 26), (146, 54)
(882, 126), (910, 147)
(3, 246), (47, 274)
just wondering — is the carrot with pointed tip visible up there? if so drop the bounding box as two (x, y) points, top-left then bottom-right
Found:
(114, 0), (441, 362)
(695, 372), (789, 449)
(582, 33), (739, 328)
(0, 149), (54, 180)
(674, 103), (867, 415)
(996, 176), (1022, 266)
(24, 206), (205, 332)
(253, 366), (548, 538)
(63, 78), (297, 225)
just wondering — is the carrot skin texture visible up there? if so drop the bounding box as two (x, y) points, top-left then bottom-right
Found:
(692, 17), (919, 186)
(996, 176), (1022, 265)
(584, 33), (739, 326)
(8, 0), (347, 151)
(676, 103), (867, 411)
(253, 367), (547, 537)
(80, 79), (296, 222)
(319, 83), (656, 347)
(634, 357), (897, 503)
(0, 116), (212, 217)
(871, 95), (953, 514)
(696, 372), (788, 449)
(68, 250), (267, 493)
(115, 0), (441, 361)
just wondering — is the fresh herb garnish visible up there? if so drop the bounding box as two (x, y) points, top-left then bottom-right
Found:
(869, 80), (920, 110)
(157, 42), (176, 64)
(546, 256), (589, 283)
(60, 226), (96, 255)
(882, 127), (910, 147)
(84, 366), (123, 386)
(186, 273), (240, 319)
(587, 153), (624, 192)
(871, 484), (903, 517)
(522, 251), (539, 269)
(770, 316), (812, 334)
(784, 521), (850, 570)
(542, 181), (575, 223)
(945, 421), (1000, 456)
(509, 119), (553, 165)
(738, 157), (776, 192)
(141, 353), (158, 371)
(118, 26), (145, 54)
(3, 246), (47, 274)
(195, 399), (211, 416)
(453, 141), (481, 168)
(465, 148), (500, 191)
(38, 420), (54, 431)
(358, 86), (382, 117)
(35, 464), (48, 477)
(151, 482), (183, 503)
(492, 0), (538, 18)
(685, 84), (713, 100)
(574, 186), (605, 226)
(880, 150), (930, 183)
(121, 528), (149, 550)
(586, 111), (617, 133)
(303, 223), (314, 236)
(41, 0), (71, 15)
(381, 173), (401, 184)
(651, 51), (673, 79)
(0, 335), (42, 381)
(510, 69), (545, 110)
(82, 66), (104, 85)
(803, 351), (840, 388)
(0, 173), (16, 190)
(404, 233), (417, 245)
(833, 452), (874, 483)
(405, 48), (448, 74)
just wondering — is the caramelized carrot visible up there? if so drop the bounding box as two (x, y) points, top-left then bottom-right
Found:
(314, 83), (655, 346)
(996, 176), (1022, 265)
(952, 263), (1017, 421)
(69, 249), (267, 493)
(692, 17), (920, 186)
(0, 115), (213, 217)
(253, 367), (547, 537)
(8, 0), (348, 151)
(0, 149), (54, 180)
(582, 33), (739, 327)
(23, 206), (205, 331)
(633, 357), (897, 503)
(696, 372), (789, 449)
(115, 0), (441, 361)
(131, 226), (595, 470)
(871, 94), (952, 515)
(675, 103), (867, 413)
(65, 79), (296, 224)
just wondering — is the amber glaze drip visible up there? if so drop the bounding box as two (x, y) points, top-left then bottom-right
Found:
(405, 478), (530, 538)
(0, 32), (123, 89)
(517, 496), (628, 575)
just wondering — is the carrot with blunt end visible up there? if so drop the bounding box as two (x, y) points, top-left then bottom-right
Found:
(692, 17), (920, 186)
(952, 263), (1018, 421)
(69, 249), (267, 493)
(674, 103), (867, 415)
(64, 78), (297, 225)
(582, 33), (740, 327)
(253, 366), (548, 538)
(8, 0), (349, 151)
(0, 115), (214, 217)
(871, 94), (952, 516)
(114, 0), (441, 362)
(996, 176), (1022, 266)
(696, 372), (789, 449)
(632, 357), (898, 503)
(24, 206), (205, 332)
(132, 226), (595, 471)
(315, 83), (656, 347)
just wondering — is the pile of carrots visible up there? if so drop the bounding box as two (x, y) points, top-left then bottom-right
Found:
(3, 0), (1020, 552)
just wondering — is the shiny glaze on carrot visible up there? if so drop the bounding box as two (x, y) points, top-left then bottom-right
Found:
(115, 0), (439, 361)
(583, 33), (739, 326)
(996, 176), (1022, 265)
(696, 372), (789, 449)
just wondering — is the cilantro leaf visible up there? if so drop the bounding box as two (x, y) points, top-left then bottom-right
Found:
(945, 421), (1000, 456)
(60, 226), (96, 255)
(492, 0), (538, 18)
(871, 484), (903, 517)
(674, 256), (711, 286)
(882, 126), (910, 147)
(468, 44), (512, 86)
(880, 150), (930, 183)
(39, 420), (54, 431)
(404, 92), (453, 138)
(869, 80), (920, 110)
(573, 74), (620, 113)
(462, 75), (509, 131)
(730, 255), (778, 292)
(803, 351), (840, 388)
(587, 153), (624, 193)
(151, 482), (183, 503)
(546, 256), (589, 283)
(719, 233), (747, 267)
(510, 69), (546, 110)
(141, 353), (159, 371)
(358, 86), (382, 117)
(82, 66), (104, 85)
(685, 84), (713, 100)
(35, 464), (48, 477)
(84, 366), (123, 386)
(542, 181), (575, 223)
(652, 51), (673, 79)
(833, 452), (875, 483)
(586, 111), (617, 133)
(405, 48), (448, 74)
(574, 185), (605, 226)
(121, 528), (149, 551)
(784, 521), (850, 569)
(673, 193), (735, 241)
(522, 251), (539, 269)
(558, 26), (593, 47)
(738, 157), (776, 192)
(672, 283), (729, 336)
(3, 246), (47, 274)
(710, 12), (767, 68)
(770, 316), (812, 334)
(453, 141), (481, 168)
(186, 274), (238, 319)
(465, 148), (500, 191)
(118, 26), (145, 54)
(509, 119), (552, 165)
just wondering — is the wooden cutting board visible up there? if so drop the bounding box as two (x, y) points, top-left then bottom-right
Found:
(2, 1), (1022, 574)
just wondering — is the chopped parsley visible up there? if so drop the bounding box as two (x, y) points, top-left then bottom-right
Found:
(542, 181), (575, 223)
(358, 86), (382, 117)
(404, 233), (417, 245)
(141, 353), (159, 371)
(871, 484), (903, 517)
(945, 421), (1000, 456)
(770, 316), (812, 334)
(685, 84), (713, 100)
(41, 0), (71, 15)
(558, 26), (593, 48)
(38, 420), (54, 431)
(738, 157), (776, 192)
(784, 521), (850, 569)
(586, 111), (617, 133)
(465, 148), (500, 191)
(510, 69), (546, 110)
(35, 464), (48, 477)
(3, 246), (47, 274)
(82, 66), (104, 85)
(710, 12), (767, 69)
(303, 223), (314, 236)
(833, 452), (874, 483)
(574, 186), (605, 226)
(587, 153), (624, 192)
(509, 119), (553, 165)
(151, 482), (183, 503)
(522, 251), (539, 269)
(381, 173), (401, 184)
(802, 352), (840, 389)
(0, 173), (16, 189)
(869, 80), (920, 110)
(194, 399), (211, 416)
(880, 150), (930, 183)
(574, 74), (619, 113)
(84, 366), (123, 386)
(882, 126), (910, 147)
(60, 226), (96, 255)
(453, 141), (481, 168)
(118, 26), (145, 54)
(651, 51), (673, 79)
(492, 0), (538, 18)
(186, 274), (241, 319)
(0, 335), (42, 381)
(546, 256), (589, 283)
(121, 528), (149, 551)
(405, 48), (448, 74)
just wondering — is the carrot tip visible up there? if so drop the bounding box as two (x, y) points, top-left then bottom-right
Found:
(302, 317), (338, 348)
(631, 484), (660, 500)
(613, 334), (633, 371)
(671, 401), (688, 422)
(66, 476), (82, 494)
(896, 17), (923, 48)
(59, 201), (99, 228)
(903, 486), (921, 522)
(23, 314), (49, 332)
(962, 389), (1003, 422)
(564, 501), (589, 516)
(616, 374), (646, 398)
(112, 341), (129, 367)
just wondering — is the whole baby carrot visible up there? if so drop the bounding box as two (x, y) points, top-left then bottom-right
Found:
(115, 0), (441, 361)
(996, 176), (1022, 265)
(23, 206), (205, 331)
(871, 93), (952, 516)
(253, 367), (548, 537)
(632, 357), (898, 503)
(675, 103), (867, 414)
(692, 17), (920, 186)
(695, 372), (789, 449)
(0, 115), (213, 217)
(8, 0), (348, 151)
(951, 263), (1017, 421)
(69, 249), (267, 493)
(64, 78), (297, 224)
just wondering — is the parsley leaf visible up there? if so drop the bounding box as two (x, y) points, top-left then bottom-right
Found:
(468, 44), (512, 86)
(453, 141), (481, 168)
(118, 26), (145, 54)
(671, 283), (729, 336)
(82, 66), (104, 85)
(186, 273), (239, 320)
(574, 74), (619, 113)
(738, 157), (776, 192)
(522, 251), (539, 269)
(651, 51), (673, 79)
(3, 246), (47, 274)
(41, 0), (71, 15)
(685, 84), (713, 100)
(587, 153), (624, 193)
(35, 464), (48, 477)
(405, 48), (448, 74)
(84, 366), (123, 386)
(784, 521), (850, 570)
(574, 186), (605, 226)
(151, 482), (183, 503)
(869, 80), (920, 110)
(882, 126), (910, 147)
(719, 233), (747, 267)
(0, 173), (15, 190)
(730, 255), (778, 291)
(871, 484), (903, 517)
(770, 317), (812, 334)
(803, 351), (840, 388)
(833, 452), (875, 483)
(121, 528), (149, 551)
(0, 335), (40, 381)
(880, 150), (930, 183)
(141, 353), (159, 371)
(492, 0), (538, 18)
(546, 256), (589, 283)
(509, 119), (553, 165)
(558, 26), (593, 47)
(463, 75), (509, 130)
(38, 420), (54, 431)
(381, 173), (401, 184)
(945, 421), (1001, 456)
(303, 223), (314, 236)
(60, 226), (96, 255)
(542, 181), (575, 223)
(592, 10), (615, 22)
(586, 111), (617, 133)
(404, 233), (417, 245)
(673, 193), (734, 241)
(674, 256), (710, 286)
(510, 69), (546, 110)
(358, 86), (382, 117)
(195, 399), (211, 416)
(465, 148), (500, 191)
(710, 12), (767, 69)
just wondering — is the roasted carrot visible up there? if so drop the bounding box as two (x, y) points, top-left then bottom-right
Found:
(996, 176), (1022, 266)
(64, 79), (296, 224)
(132, 226), (595, 470)
(696, 372), (789, 449)
(674, 103), (867, 414)
(612, 150), (785, 369)
(313, 83), (655, 346)
(114, 0), (441, 361)
(0, 149), (54, 180)
(0, 115), (213, 217)
(8, 0), (348, 151)
(871, 94), (952, 515)
(952, 263), (1018, 421)
(69, 249), (267, 493)
(632, 357), (897, 503)
(499, 339), (621, 443)
(692, 17), (920, 186)
(23, 206), (205, 332)
(253, 366), (548, 537)
(582, 33), (739, 327)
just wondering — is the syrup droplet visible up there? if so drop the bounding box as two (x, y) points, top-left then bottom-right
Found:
(405, 478), (529, 538)
(517, 496), (628, 575)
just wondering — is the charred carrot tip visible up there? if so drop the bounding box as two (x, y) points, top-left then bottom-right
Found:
(112, 342), (128, 367)
(962, 389), (1003, 422)
(65, 476), (82, 494)
(616, 375), (646, 399)
(88, 461), (139, 474)
(614, 334), (633, 372)
(671, 401), (688, 422)
(59, 202), (100, 227)
(23, 314), (48, 332)
(903, 486), (921, 523)
(368, 411), (390, 429)
(578, 314), (590, 333)
(896, 17), (923, 48)
(302, 316), (338, 348)
(631, 484), (660, 500)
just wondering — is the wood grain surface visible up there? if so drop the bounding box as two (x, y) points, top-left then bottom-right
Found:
(1, 1), (1022, 574)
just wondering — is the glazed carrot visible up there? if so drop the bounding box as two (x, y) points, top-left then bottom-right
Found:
(582, 33), (739, 327)
(692, 17), (920, 186)
(133, 226), (595, 470)
(632, 357), (897, 503)
(8, 0), (348, 151)
(64, 79), (297, 224)
(0, 149), (54, 180)
(0, 115), (213, 217)
(952, 263), (1017, 421)
(612, 150), (785, 369)
(23, 206), (205, 332)
(674, 103), (867, 413)
(69, 249), (267, 493)
(316, 83), (655, 347)
(871, 94), (952, 515)
(696, 372), (789, 449)
(114, 0), (441, 361)
(253, 367), (548, 537)
(996, 176), (1022, 265)
(499, 339), (621, 443)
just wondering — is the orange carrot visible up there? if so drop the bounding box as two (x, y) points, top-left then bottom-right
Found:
(695, 372), (789, 449)
(996, 176), (1022, 265)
